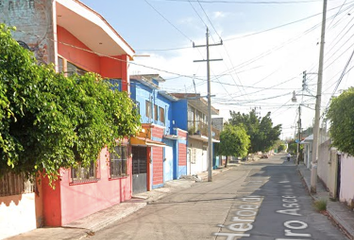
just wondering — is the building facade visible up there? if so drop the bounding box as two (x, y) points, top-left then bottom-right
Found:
(0, 0), (135, 235)
(171, 93), (220, 175)
(130, 75), (187, 193)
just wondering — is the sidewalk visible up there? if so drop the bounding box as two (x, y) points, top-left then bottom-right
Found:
(5, 167), (231, 240)
(297, 164), (354, 240)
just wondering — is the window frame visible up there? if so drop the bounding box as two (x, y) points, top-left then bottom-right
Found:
(146, 100), (152, 119)
(159, 106), (165, 123)
(71, 160), (100, 184)
(109, 145), (129, 179)
(154, 104), (158, 121)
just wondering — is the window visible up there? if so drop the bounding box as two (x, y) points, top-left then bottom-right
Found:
(67, 62), (87, 76)
(159, 107), (165, 123)
(57, 57), (87, 76)
(58, 57), (64, 73)
(110, 146), (128, 178)
(71, 160), (98, 183)
(146, 100), (152, 119)
(154, 104), (158, 121)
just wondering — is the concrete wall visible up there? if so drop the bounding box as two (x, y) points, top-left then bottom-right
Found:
(189, 139), (208, 175)
(0, 193), (37, 239)
(0, 0), (56, 64)
(317, 140), (330, 188)
(317, 140), (338, 198)
(340, 154), (354, 207)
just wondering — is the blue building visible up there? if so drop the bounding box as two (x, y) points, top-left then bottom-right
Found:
(129, 75), (187, 194)
(170, 93), (220, 175)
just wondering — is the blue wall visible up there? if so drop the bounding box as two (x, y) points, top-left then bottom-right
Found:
(130, 80), (174, 135)
(172, 100), (188, 131)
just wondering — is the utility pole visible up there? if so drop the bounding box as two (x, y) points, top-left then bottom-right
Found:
(296, 105), (301, 165)
(311, 0), (327, 193)
(193, 28), (223, 182)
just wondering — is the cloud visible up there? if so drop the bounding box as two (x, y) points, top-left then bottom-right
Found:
(213, 11), (227, 19)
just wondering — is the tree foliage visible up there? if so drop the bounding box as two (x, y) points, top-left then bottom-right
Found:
(228, 109), (282, 153)
(327, 87), (354, 155)
(218, 124), (250, 159)
(0, 24), (141, 183)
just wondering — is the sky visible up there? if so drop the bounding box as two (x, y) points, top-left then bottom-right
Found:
(81, 0), (354, 139)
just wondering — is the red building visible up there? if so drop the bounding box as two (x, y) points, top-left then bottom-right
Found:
(0, 0), (136, 235)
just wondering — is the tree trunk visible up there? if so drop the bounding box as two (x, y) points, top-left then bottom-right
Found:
(225, 156), (228, 168)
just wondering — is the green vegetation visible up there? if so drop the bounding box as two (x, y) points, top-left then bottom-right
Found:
(228, 109), (282, 153)
(314, 199), (327, 212)
(0, 24), (140, 184)
(217, 124), (250, 167)
(327, 87), (354, 155)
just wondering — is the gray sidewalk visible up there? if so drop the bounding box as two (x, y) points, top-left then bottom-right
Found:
(5, 167), (231, 240)
(298, 164), (354, 240)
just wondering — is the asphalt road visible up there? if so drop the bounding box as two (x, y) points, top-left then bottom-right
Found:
(88, 154), (347, 240)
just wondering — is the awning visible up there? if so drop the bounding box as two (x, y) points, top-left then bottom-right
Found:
(300, 134), (313, 144)
(130, 137), (166, 147)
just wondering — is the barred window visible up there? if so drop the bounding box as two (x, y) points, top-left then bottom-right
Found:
(71, 160), (98, 183)
(110, 146), (128, 178)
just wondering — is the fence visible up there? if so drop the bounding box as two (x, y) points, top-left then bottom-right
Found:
(0, 172), (34, 197)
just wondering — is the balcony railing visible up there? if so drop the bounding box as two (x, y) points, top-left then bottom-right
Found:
(188, 121), (220, 140)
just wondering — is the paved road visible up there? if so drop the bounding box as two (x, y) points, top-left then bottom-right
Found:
(88, 154), (347, 240)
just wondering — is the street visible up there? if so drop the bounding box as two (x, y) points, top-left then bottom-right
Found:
(88, 154), (347, 240)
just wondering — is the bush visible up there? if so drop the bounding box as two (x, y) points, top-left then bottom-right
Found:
(327, 87), (354, 155)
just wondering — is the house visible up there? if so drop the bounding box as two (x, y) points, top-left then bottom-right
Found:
(130, 75), (187, 194)
(0, 0), (135, 236)
(300, 134), (313, 169)
(212, 117), (224, 168)
(171, 93), (220, 175)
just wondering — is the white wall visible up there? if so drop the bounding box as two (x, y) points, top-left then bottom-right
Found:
(340, 154), (354, 206)
(0, 193), (37, 239)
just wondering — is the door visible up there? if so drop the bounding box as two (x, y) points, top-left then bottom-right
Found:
(336, 154), (341, 200)
(132, 147), (148, 194)
(164, 146), (173, 182)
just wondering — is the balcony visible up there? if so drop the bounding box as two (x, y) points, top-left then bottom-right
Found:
(188, 121), (220, 140)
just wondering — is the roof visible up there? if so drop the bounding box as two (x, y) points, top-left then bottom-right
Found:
(300, 134), (313, 144)
(170, 93), (219, 115)
(130, 74), (166, 90)
(56, 0), (135, 58)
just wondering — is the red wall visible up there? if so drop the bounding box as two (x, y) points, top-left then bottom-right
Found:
(152, 126), (164, 139)
(179, 143), (187, 166)
(42, 174), (62, 226)
(57, 26), (101, 73)
(42, 147), (132, 226)
(151, 126), (164, 186)
(57, 26), (129, 88)
(152, 147), (163, 186)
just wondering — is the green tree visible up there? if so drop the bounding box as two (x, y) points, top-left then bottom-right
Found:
(278, 144), (285, 152)
(0, 24), (141, 184)
(228, 110), (281, 153)
(327, 87), (354, 155)
(218, 124), (250, 167)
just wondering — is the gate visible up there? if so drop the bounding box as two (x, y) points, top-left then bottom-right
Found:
(132, 147), (148, 194)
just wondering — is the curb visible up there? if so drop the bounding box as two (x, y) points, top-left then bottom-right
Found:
(297, 167), (354, 240)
